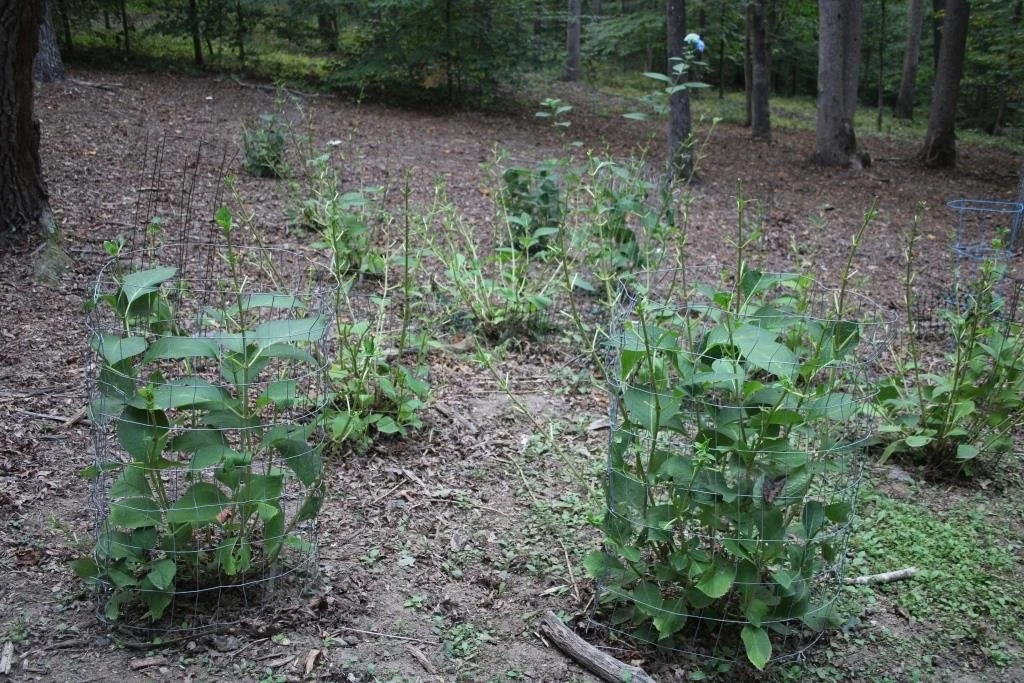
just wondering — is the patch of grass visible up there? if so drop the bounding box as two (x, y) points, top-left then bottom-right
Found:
(848, 490), (1024, 663)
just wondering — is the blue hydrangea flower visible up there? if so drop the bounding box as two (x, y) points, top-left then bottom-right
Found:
(696, 38), (705, 53)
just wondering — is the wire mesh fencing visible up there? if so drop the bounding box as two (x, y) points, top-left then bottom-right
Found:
(83, 242), (332, 633)
(589, 266), (893, 668)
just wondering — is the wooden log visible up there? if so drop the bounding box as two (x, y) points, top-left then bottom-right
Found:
(538, 611), (656, 683)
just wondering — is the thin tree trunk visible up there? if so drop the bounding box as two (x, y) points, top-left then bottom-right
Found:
(920, 0), (969, 168)
(0, 0), (54, 241)
(876, 0), (885, 131)
(565, 0), (582, 80)
(743, 3), (752, 126)
(34, 0), (64, 82)
(667, 0), (692, 177)
(717, 0), (725, 99)
(750, 0), (770, 140)
(894, 0), (924, 119)
(317, 10), (338, 53)
(235, 0), (245, 65)
(55, 0), (71, 54)
(533, 0), (542, 66)
(189, 0), (204, 67)
(118, 0), (129, 54)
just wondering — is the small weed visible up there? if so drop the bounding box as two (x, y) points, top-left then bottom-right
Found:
(442, 621), (492, 661)
(403, 594), (426, 611)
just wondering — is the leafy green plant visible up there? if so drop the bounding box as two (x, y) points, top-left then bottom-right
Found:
(243, 113), (287, 178)
(587, 264), (878, 670)
(75, 209), (328, 622)
(497, 160), (564, 255)
(875, 219), (1024, 475)
(323, 184), (430, 448)
(295, 152), (385, 276)
(433, 187), (558, 341)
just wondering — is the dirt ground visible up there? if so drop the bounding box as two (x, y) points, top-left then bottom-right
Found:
(1, 68), (1022, 682)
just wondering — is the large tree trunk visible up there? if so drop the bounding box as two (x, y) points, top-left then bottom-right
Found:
(1, 0), (54, 242)
(565, 0), (581, 81)
(920, 0), (969, 168)
(750, 0), (770, 140)
(667, 0), (692, 177)
(815, 0), (864, 167)
(894, 0), (924, 119)
(189, 0), (204, 66)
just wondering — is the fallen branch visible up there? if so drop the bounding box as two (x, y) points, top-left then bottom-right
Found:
(538, 611), (656, 683)
(844, 567), (919, 586)
(1, 641), (13, 675)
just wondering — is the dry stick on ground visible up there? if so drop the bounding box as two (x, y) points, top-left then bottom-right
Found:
(538, 611), (656, 683)
(844, 567), (919, 585)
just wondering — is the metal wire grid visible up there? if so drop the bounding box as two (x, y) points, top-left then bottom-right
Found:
(84, 243), (332, 633)
(593, 267), (893, 664)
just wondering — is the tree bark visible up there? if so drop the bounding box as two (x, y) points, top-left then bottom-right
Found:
(317, 9), (338, 53)
(931, 0), (944, 70)
(34, 0), (64, 82)
(743, 3), (752, 126)
(0, 0), (54, 242)
(750, 0), (770, 140)
(56, 0), (71, 53)
(667, 0), (692, 177)
(920, 0), (969, 168)
(565, 0), (582, 80)
(189, 0), (204, 67)
(118, 0), (130, 54)
(814, 0), (864, 167)
(894, 0), (924, 119)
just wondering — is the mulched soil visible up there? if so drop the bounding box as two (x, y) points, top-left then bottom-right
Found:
(0, 67), (1021, 682)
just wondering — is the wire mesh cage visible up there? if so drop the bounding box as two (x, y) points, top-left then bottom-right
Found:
(949, 198), (1024, 257)
(590, 266), (893, 667)
(83, 242), (332, 632)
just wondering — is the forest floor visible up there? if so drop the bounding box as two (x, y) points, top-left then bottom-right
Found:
(1, 67), (1023, 682)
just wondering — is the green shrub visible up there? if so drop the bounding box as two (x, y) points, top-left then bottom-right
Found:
(588, 266), (878, 670)
(75, 210), (328, 621)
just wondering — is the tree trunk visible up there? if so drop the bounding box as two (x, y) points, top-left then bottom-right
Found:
(750, 0), (770, 140)
(34, 0), (64, 82)
(717, 0), (725, 99)
(118, 0), (129, 54)
(0, 0), (54, 242)
(667, 0), (692, 177)
(815, 0), (864, 167)
(317, 10), (338, 53)
(565, 0), (582, 81)
(931, 0), (944, 69)
(189, 0), (204, 67)
(894, 0), (924, 119)
(235, 0), (246, 65)
(56, 0), (71, 53)
(743, 3), (752, 126)
(876, 0), (886, 131)
(920, 0), (969, 168)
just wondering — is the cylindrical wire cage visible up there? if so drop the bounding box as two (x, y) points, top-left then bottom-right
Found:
(949, 198), (1024, 257)
(592, 267), (893, 667)
(909, 200), (1024, 343)
(84, 242), (332, 632)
